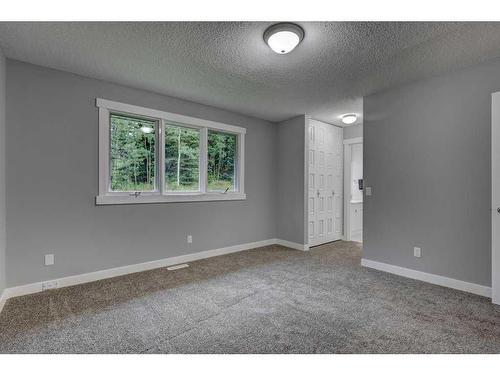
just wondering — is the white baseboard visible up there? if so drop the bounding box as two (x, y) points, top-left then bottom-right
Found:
(275, 239), (309, 251)
(361, 258), (492, 298)
(2, 238), (309, 303)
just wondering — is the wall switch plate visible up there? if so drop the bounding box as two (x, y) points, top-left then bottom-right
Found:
(44, 254), (55, 266)
(366, 186), (372, 196)
(414, 247), (422, 258)
(187, 235), (193, 244)
(42, 281), (58, 291)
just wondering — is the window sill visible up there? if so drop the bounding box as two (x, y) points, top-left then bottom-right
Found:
(96, 192), (246, 205)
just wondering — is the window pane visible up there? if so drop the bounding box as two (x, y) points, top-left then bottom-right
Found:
(165, 124), (200, 191)
(208, 130), (237, 191)
(110, 114), (156, 192)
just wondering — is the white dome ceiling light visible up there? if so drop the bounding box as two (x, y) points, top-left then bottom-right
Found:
(264, 23), (304, 55)
(341, 114), (357, 125)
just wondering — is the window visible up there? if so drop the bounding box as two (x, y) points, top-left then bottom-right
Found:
(207, 130), (237, 192)
(97, 99), (245, 204)
(110, 114), (157, 192)
(165, 124), (200, 192)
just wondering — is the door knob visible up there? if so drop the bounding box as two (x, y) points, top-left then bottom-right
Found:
(497, 207), (500, 214)
(317, 190), (320, 197)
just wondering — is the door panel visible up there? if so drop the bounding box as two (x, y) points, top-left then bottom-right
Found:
(308, 119), (343, 247)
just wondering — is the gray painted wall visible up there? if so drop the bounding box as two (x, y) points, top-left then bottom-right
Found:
(343, 124), (363, 140)
(6, 60), (278, 287)
(0, 49), (5, 295)
(364, 58), (500, 287)
(276, 115), (307, 244)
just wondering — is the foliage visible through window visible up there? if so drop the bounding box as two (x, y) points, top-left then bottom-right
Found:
(110, 114), (156, 191)
(208, 130), (237, 191)
(165, 124), (200, 191)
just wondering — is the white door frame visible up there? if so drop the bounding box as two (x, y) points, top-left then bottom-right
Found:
(343, 137), (363, 242)
(492, 93), (500, 304)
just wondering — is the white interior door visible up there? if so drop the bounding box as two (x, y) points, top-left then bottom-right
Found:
(308, 119), (343, 247)
(492, 92), (500, 304)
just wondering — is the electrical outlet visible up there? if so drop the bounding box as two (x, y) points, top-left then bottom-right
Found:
(366, 186), (372, 196)
(414, 247), (422, 258)
(187, 235), (193, 244)
(45, 253), (55, 266)
(42, 281), (58, 291)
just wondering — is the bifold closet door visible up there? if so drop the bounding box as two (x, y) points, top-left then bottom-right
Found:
(308, 119), (343, 247)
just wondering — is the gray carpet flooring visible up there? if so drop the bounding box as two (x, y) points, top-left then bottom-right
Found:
(1, 241), (500, 353)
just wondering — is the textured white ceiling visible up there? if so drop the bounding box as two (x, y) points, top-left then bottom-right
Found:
(1, 22), (500, 125)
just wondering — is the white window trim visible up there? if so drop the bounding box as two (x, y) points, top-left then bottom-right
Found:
(96, 98), (246, 205)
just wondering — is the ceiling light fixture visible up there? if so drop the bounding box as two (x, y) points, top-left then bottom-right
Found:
(264, 23), (304, 54)
(341, 114), (357, 125)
